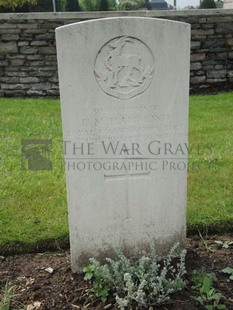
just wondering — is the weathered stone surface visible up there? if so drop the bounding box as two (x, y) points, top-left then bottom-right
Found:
(20, 46), (38, 55)
(227, 38), (233, 46)
(30, 41), (47, 46)
(0, 24), (17, 29)
(0, 29), (21, 34)
(206, 78), (226, 83)
(10, 59), (25, 66)
(0, 60), (9, 66)
(203, 39), (227, 49)
(51, 84), (59, 89)
(20, 77), (40, 83)
(1, 83), (30, 90)
(46, 89), (59, 96)
(192, 29), (214, 36)
(202, 60), (217, 66)
(29, 61), (45, 67)
(191, 24), (201, 29)
(2, 34), (20, 41)
(190, 62), (202, 70)
(192, 35), (206, 41)
(190, 76), (206, 84)
(45, 55), (57, 61)
(39, 47), (56, 55)
(206, 16), (233, 23)
(216, 52), (228, 60)
(49, 76), (59, 83)
(26, 90), (45, 96)
(191, 41), (201, 50)
(45, 61), (57, 66)
(8, 55), (25, 59)
(18, 23), (38, 29)
(0, 76), (20, 83)
(4, 90), (25, 97)
(210, 47), (229, 53)
(215, 65), (225, 70)
(31, 83), (51, 90)
(202, 23), (214, 29)
(24, 29), (46, 34)
(35, 33), (54, 40)
(18, 41), (29, 46)
(32, 71), (54, 77)
(26, 55), (43, 60)
(198, 17), (207, 23)
(216, 23), (233, 34)
(6, 71), (27, 77)
(0, 11), (233, 97)
(0, 42), (18, 54)
(191, 53), (206, 61)
(207, 70), (226, 78)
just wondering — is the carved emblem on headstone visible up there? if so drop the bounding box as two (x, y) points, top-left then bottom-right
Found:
(94, 36), (155, 100)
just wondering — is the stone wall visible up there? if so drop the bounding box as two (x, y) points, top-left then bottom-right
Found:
(0, 10), (233, 97)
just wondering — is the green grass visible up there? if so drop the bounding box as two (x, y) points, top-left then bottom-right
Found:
(187, 93), (233, 233)
(0, 93), (232, 254)
(0, 98), (68, 254)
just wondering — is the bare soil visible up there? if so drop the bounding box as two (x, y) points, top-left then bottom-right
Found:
(0, 234), (233, 310)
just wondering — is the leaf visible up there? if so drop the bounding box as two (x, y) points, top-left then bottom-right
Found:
(201, 277), (212, 293)
(194, 296), (204, 305)
(221, 267), (233, 275)
(84, 273), (93, 281)
(214, 241), (223, 245)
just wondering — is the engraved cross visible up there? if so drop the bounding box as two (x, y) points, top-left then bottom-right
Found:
(104, 162), (150, 220)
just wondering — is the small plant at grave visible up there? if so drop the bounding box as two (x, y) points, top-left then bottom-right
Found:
(221, 267), (233, 281)
(191, 270), (226, 310)
(83, 243), (186, 309)
(214, 240), (233, 249)
(0, 281), (18, 310)
(83, 264), (110, 302)
(198, 231), (215, 253)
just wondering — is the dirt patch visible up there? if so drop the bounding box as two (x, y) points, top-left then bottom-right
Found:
(0, 235), (233, 310)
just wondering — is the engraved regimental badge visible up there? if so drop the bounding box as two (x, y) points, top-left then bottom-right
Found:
(94, 36), (155, 100)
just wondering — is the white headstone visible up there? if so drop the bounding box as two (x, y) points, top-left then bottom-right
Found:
(56, 17), (190, 272)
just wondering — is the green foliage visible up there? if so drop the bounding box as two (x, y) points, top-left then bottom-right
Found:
(192, 270), (226, 309)
(79, 0), (98, 10)
(0, 282), (17, 310)
(118, 0), (144, 10)
(0, 0), (36, 10)
(108, 0), (116, 9)
(65, 0), (80, 11)
(0, 98), (68, 252)
(187, 92), (233, 232)
(214, 240), (233, 249)
(83, 243), (186, 308)
(99, 0), (109, 10)
(198, 231), (215, 253)
(57, 0), (66, 11)
(200, 0), (216, 9)
(221, 267), (233, 281)
(83, 264), (110, 302)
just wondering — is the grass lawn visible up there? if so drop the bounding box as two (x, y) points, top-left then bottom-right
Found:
(0, 93), (232, 254)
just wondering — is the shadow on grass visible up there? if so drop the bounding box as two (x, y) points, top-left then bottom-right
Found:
(0, 235), (70, 256)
